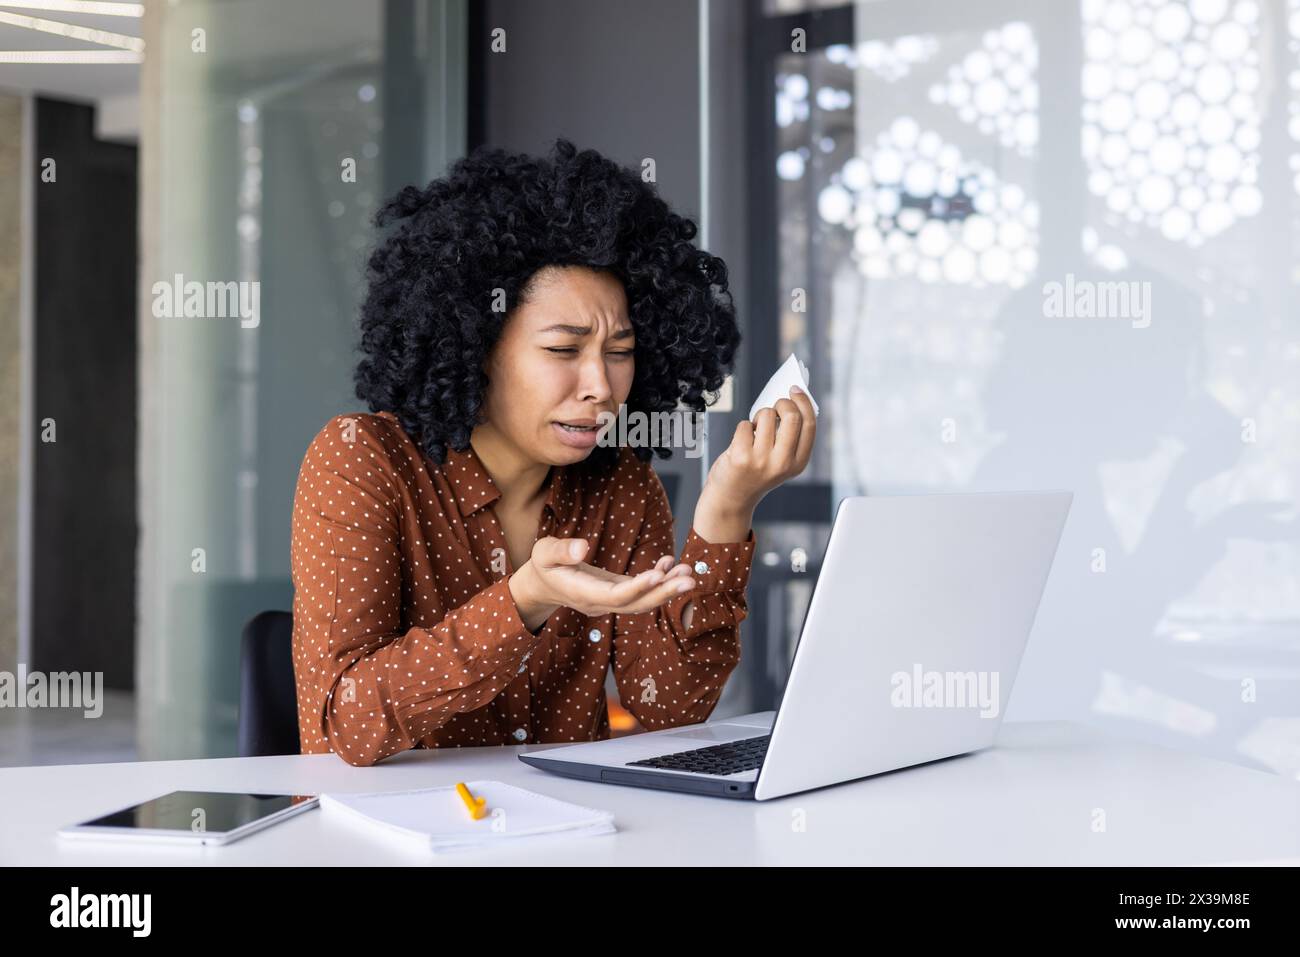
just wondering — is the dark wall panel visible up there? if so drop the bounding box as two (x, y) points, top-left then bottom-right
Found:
(33, 97), (137, 691)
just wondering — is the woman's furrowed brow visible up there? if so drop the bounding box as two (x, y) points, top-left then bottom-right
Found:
(537, 323), (635, 340)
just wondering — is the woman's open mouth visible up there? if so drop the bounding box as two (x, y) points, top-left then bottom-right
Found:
(552, 420), (601, 448)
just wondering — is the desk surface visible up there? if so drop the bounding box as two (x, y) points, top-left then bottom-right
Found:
(2, 721), (1297, 866)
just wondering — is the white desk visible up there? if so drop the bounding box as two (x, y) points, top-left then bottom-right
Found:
(2, 721), (1297, 866)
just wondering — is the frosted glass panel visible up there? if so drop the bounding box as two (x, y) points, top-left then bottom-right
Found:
(803, 0), (1300, 774)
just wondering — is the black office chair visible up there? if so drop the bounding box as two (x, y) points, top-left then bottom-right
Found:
(659, 471), (680, 513)
(238, 610), (299, 757)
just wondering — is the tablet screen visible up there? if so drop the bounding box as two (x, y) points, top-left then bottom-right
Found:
(74, 790), (316, 836)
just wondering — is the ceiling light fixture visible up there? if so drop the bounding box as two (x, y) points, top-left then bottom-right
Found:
(0, 1), (142, 16)
(0, 48), (141, 62)
(0, 9), (144, 51)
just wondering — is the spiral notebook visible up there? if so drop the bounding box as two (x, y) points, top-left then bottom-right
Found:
(319, 780), (616, 853)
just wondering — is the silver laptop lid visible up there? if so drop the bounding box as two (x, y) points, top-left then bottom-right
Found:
(755, 491), (1071, 801)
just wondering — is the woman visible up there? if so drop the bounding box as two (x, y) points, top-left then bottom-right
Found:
(290, 138), (815, 766)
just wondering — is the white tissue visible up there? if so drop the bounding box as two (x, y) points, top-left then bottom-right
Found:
(748, 354), (820, 422)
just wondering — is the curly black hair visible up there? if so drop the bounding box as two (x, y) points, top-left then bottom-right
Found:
(353, 137), (741, 473)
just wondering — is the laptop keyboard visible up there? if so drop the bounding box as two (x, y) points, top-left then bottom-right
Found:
(627, 734), (770, 776)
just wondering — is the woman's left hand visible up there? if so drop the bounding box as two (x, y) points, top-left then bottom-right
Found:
(700, 385), (817, 515)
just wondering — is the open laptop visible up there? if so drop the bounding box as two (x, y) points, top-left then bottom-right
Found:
(519, 490), (1072, 800)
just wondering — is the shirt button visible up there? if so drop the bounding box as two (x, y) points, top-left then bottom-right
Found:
(512, 727), (527, 742)
(588, 628), (602, 643)
(693, 560), (710, 575)
(517, 652), (531, 675)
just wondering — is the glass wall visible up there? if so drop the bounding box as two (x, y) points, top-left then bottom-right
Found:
(138, 0), (466, 758)
(743, 0), (1299, 774)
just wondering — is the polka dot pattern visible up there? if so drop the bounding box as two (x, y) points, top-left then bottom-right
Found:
(289, 411), (758, 767)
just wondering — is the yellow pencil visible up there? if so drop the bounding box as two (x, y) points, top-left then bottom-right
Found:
(456, 781), (488, 820)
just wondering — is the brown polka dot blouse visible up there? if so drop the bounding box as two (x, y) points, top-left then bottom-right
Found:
(290, 411), (757, 766)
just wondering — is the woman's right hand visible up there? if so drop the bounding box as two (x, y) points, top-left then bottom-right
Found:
(508, 537), (696, 631)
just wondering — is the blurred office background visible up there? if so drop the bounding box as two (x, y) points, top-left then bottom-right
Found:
(0, 0), (1295, 778)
